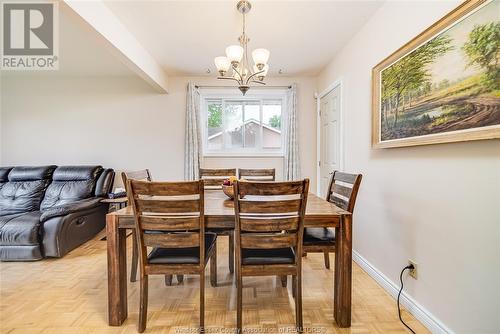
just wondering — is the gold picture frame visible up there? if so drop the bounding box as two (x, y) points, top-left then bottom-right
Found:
(372, 0), (499, 148)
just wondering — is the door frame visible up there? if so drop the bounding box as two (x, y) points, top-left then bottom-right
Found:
(316, 78), (344, 196)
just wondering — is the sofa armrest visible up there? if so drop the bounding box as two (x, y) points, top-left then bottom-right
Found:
(40, 198), (102, 223)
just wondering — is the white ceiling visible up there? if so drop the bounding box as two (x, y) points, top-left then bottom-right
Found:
(2, 4), (132, 77)
(103, 0), (383, 76)
(2, 1), (383, 78)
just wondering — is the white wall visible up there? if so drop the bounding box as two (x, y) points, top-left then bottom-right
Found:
(0, 75), (317, 190)
(317, 1), (500, 333)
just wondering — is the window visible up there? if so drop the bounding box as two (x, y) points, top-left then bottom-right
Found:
(202, 91), (286, 156)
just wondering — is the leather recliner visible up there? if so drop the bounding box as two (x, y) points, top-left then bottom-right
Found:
(0, 165), (114, 261)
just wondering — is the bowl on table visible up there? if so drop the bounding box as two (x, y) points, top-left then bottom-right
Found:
(222, 184), (234, 199)
(221, 176), (238, 200)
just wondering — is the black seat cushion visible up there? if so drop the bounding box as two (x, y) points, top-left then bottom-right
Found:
(148, 232), (216, 265)
(241, 247), (295, 265)
(303, 227), (336, 244)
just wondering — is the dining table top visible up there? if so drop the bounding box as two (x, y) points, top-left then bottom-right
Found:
(107, 189), (351, 219)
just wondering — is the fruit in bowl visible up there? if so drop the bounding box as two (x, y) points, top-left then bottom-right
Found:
(222, 176), (238, 199)
(222, 176), (238, 186)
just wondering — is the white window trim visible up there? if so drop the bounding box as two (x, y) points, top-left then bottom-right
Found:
(199, 88), (288, 157)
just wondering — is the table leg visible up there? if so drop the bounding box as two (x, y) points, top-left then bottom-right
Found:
(107, 214), (128, 326)
(334, 214), (352, 327)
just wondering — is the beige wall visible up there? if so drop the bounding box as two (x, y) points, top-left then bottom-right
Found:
(0, 75), (317, 190)
(317, 1), (500, 333)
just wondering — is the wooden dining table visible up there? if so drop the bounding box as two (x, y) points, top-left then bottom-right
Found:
(105, 189), (353, 328)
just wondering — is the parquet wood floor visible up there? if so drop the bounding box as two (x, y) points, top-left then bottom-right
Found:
(0, 235), (429, 334)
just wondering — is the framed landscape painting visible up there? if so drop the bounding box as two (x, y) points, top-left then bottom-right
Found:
(372, 0), (500, 148)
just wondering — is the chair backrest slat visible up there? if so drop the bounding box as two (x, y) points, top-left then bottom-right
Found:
(238, 199), (302, 214)
(333, 171), (358, 184)
(130, 181), (199, 196)
(143, 232), (199, 248)
(238, 168), (275, 181)
(199, 168), (236, 188)
(239, 216), (299, 232)
(140, 216), (200, 231)
(238, 181), (303, 196)
(135, 198), (200, 214)
(240, 233), (297, 249)
(332, 183), (352, 199)
(326, 171), (362, 212)
(234, 179), (309, 255)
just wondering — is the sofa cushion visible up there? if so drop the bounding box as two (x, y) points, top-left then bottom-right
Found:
(95, 168), (114, 197)
(0, 167), (13, 190)
(0, 245), (43, 261)
(8, 166), (56, 182)
(0, 211), (42, 246)
(0, 167), (12, 182)
(40, 166), (103, 209)
(0, 166), (56, 216)
(0, 213), (23, 227)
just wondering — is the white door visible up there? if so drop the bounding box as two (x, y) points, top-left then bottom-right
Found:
(319, 86), (341, 197)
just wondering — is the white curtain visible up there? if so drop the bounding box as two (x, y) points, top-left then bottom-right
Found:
(283, 83), (301, 181)
(184, 82), (202, 180)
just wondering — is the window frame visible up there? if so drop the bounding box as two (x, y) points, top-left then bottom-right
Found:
(200, 88), (288, 157)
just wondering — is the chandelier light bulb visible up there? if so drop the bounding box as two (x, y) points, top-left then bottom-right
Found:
(226, 45), (244, 65)
(214, 56), (231, 75)
(252, 48), (270, 68)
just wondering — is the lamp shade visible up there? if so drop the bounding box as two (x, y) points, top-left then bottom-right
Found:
(252, 48), (270, 66)
(226, 45), (244, 63)
(214, 56), (231, 72)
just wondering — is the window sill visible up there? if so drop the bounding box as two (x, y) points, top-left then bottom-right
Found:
(203, 152), (284, 158)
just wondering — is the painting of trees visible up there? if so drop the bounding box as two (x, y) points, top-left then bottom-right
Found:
(381, 35), (452, 128)
(462, 22), (500, 88)
(373, 0), (500, 148)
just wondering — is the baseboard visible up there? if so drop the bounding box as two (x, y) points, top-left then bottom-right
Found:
(352, 250), (454, 334)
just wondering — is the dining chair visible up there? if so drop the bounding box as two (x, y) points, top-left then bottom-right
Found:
(303, 171), (362, 269)
(233, 179), (309, 332)
(127, 179), (217, 333)
(199, 168), (237, 274)
(199, 168), (237, 187)
(238, 168), (276, 181)
(122, 170), (183, 285)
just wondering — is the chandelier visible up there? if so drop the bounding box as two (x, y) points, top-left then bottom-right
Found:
(214, 0), (270, 95)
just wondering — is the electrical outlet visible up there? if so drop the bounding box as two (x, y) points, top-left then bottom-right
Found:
(408, 260), (418, 279)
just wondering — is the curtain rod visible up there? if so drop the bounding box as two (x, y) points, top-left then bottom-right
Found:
(195, 85), (292, 89)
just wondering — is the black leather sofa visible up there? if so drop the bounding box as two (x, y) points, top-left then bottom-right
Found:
(0, 165), (114, 261)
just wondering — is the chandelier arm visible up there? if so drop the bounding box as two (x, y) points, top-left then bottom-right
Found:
(232, 66), (244, 84)
(250, 80), (267, 85)
(217, 76), (241, 83)
(245, 69), (265, 84)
